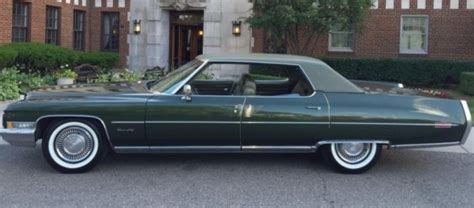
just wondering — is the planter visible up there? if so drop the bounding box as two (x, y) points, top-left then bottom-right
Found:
(57, 78), (74, 86)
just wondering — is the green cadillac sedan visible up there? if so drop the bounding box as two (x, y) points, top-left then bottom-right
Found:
(1, 54), (471, 174)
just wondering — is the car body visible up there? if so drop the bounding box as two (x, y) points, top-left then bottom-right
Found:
(1, 53), (471, 173)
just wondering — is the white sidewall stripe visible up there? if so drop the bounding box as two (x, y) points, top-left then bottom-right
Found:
(48, 122), (99, 169)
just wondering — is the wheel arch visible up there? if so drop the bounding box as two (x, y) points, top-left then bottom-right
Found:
(35, 115), (114, 150)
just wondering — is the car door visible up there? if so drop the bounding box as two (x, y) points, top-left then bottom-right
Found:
(240, 64), (329, 151)
(145, 62), (248, 150)
(146, 95), (245, 149)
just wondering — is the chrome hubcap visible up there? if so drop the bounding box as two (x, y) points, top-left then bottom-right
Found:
(335, 143), (371, 164)
(55, 127), (94, 163)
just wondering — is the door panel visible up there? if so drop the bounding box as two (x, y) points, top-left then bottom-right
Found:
(241, 94), (329, 147)
(146, 95), (245, 146)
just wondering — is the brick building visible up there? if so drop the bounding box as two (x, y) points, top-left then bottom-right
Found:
(1, 0), (474, 71)
(0, 0), (130, 66)
(253, 0), (474, 60)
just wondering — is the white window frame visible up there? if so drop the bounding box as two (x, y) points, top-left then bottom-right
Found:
(328, 27), (354, 53)
(399, 15), (429, 55)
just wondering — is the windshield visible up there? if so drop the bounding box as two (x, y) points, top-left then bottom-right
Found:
(150, 59), (204, 94)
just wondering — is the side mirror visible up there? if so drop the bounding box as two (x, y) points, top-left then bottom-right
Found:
(182, 84), (192, 101)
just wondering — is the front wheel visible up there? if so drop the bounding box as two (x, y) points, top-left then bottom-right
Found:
(321, 142), (381, 174)
(42, 119), (107, 173)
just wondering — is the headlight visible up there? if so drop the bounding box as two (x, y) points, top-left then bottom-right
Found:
(6, 122), (36, 129)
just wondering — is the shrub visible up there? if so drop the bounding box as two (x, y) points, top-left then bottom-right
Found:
(0, 68), (22, 101)
(321, 58), (474, 87)
(2, 43), (77, 73)
(76, 52), (119, 69)
(54, 68), (78, 79)
(93, 71), (143, 83)
(0, 47), (18, 68)
(460, 72), (474, 95)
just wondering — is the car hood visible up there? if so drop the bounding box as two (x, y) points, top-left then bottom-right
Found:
(25, 82), (150, 100)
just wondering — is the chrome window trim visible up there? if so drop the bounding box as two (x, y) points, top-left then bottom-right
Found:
(170, 59), (318, 98)
(36, 115), (114, 150)
(460, 100), (472, 145)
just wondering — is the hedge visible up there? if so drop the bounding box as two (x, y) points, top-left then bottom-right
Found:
(460, 72), (474, 95)
(322, 58), (474, 87)
(0, 46), (18, 68)
(0, 43), (119, 74)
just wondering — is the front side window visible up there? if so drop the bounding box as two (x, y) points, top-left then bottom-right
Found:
(45, 6), (60, 45)
(187, 63), (314, 97)
(400, 16), (428, 54)
(12, 2), (29, 42)
(102, 12), (119, 52)
(150, 59), (203, 94)
(73, 10), (85, 50)
(329, 24), (354, 52)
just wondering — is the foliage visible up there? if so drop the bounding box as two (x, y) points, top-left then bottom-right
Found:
(247, 0), (372, 55)
(460, 72), (474, 95)
(54, 68), (78, 80)
(76, 52), (119, 69)
(0, 43), (119, 74)
(250, 74), (286, 80)
(0, 47), (18, 68)
(322, 58), (474, 87)
(0, 67), (57, 101)
(93, 71), (143, 83)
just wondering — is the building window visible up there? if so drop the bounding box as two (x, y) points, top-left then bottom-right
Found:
(329, 24), (354, 52)
(12, 2), (29, 42)
(73, 11), (85, 50)
(102, 13), (120, 52)
(45, 6), (60, 45)
(400, 16), (428, 54)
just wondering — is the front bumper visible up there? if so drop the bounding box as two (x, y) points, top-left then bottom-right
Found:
(0, 128), (36, 147)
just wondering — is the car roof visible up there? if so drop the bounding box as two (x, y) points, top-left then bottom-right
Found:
(197, 53), (326, 65)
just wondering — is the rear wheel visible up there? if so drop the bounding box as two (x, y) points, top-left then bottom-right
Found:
(42, 119), (107, 173)
(321, 142), (381, 174)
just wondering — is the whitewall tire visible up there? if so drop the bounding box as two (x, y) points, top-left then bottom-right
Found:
(42, 119), (107, 173)
(321, 142), (381, 174)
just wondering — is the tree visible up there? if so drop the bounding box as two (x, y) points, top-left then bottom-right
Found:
(246, 0), (372, 56)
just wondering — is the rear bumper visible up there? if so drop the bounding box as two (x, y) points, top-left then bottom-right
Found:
(461, 100), (472, 145)
(0, 128), (36, 147)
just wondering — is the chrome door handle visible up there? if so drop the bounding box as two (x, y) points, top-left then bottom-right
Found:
(306, 106), (322, 111)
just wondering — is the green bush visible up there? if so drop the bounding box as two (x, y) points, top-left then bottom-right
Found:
(0, 47), (18, 68)
(460, 72), (474, 95)
(2, 43), (77, 73)
(77, 52), (119, 69)
(0, 67), (55, 101)
(322, 58), (474, 87)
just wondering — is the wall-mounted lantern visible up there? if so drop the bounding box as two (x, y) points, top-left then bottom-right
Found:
(232, 20), (242, 36)
(198, 29), (204, 37)
(133, 19), (142, 34)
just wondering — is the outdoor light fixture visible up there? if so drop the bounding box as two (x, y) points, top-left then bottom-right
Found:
(198, 29), (204, 36)
(133, 19), (142, 34)
(232, 20), (242, 36)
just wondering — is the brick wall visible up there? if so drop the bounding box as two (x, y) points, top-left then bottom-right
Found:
(253, 0), (474, 60)
(0, 0), (130, 67)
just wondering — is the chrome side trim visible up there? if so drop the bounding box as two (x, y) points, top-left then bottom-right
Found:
(146, 121), (240, 124)
(0, 128), (36, 147)
(241, 121), (329, 125)
(242, 146), (316, 153)
(460, 100), (472, 145)
(114, 146), (241, 154)
(331, 122), (458, 127)
(111, 121), (145, 124)
(36, 115), (114, 150)
(390, 142), (461, 149)
(317, 140), (390, 147)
